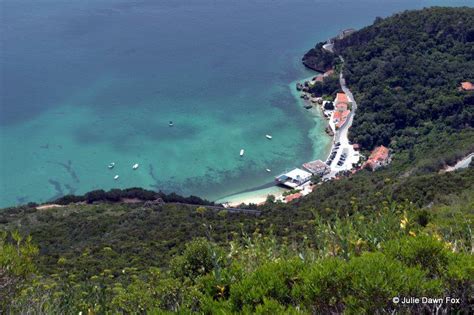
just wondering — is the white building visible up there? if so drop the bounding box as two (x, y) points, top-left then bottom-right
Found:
(275, 168), (312, 188)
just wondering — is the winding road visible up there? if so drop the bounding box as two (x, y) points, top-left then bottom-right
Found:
(335, 56), (357, 142)
(442, 153), (474, 173)
(324, 56), (360, 179)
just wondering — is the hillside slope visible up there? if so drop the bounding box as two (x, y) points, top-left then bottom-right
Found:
(1, 7), (473, 314)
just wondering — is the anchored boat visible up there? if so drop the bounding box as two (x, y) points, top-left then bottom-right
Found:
(108, 162), (115, 169)
(240, 149), (245, 157)
(266, 134), (272, 140)
(132, 163), (139, 170)
(114, 175), (119, 180)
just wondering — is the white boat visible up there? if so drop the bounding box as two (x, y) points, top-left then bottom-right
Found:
(114, 175), (119, 180)
(132, 163), (139, 170)
(266, 134), (272, 140)
(266, 168), (271, 172)
(108, 162), (115, 169)
(240, 149), (245, 157)
(169, 121), (174, 127)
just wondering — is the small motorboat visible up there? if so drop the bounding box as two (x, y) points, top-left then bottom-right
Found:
(240, 149), (245, 157)
(114, 175), (119, 180)
(266, 135), (272, 140)
(169, 121), (174, 127)
(266, 168), (271, 172)
(108, 162), (115, 169)
(132, 163), (139, 170)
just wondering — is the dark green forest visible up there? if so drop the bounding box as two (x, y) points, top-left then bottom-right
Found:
(302, 42), (337, 72)
(335, 7), (474, 150)
(1, 7), (473, 314)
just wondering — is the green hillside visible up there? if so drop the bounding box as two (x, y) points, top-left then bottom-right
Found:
(1, 7), (473, 314)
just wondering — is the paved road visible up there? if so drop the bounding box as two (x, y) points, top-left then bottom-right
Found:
(336, 56), (357, 142)
(322, 42), (334, 53)
(443, 153), (473, 172)
(324, 56), (360, 179)
(171, 203), (262, 216)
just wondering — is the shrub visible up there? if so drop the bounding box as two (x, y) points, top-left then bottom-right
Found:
(229, 258), (304, 311)
(383, 235), (450, 278)
(344, 252), (441, 314)
(0, 231), (39, 312)
(443, 253), (474, 311)
(171, 238), (223, 280)
(415, 209), (430, 227)
(293, 257), (348, 314)
(250, 298), (303, 314)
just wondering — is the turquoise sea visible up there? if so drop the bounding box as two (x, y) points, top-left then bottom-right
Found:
(1, 0), (471, 207)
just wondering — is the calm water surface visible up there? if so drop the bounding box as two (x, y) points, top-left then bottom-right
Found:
(0, 0), (471, 206)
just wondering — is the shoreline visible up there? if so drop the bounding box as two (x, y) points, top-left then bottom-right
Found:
(214, 74), (333, 207)
(215, 51), (364, 206)
(215, 185), (289, 207)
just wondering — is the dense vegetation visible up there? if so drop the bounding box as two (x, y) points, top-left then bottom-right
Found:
(335, 7), (474, 151)
(307, 74), (341, 99)
(302, 42), (337, 72)
(50, 187), (214, 206)
(1, 7), (473, 314)
(1, 194), (473, 313)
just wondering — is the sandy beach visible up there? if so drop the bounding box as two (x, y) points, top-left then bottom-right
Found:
(216, 185), (289, 207)
(215, 76), (332, 207)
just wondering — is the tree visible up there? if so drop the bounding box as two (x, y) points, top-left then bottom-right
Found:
(171, 238), (222, 280)
(324, 101), (335, 110)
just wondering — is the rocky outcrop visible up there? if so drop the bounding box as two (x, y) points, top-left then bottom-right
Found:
(302, 42), (338, 72)
(325, 126), (334, 136)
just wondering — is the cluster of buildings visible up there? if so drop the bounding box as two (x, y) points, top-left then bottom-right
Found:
(275, 157), (333, 189)
(274, 159), (331, 204)
(275, 145), (392, 202)
(275, 75), (393, 204)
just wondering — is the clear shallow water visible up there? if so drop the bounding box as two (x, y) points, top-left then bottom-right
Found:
(0, 0), (471, 206)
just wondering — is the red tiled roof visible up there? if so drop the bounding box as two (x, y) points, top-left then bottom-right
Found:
(285, 193), (302, 203)
(371, 146), (389, 161)
(336, 92), (349, 104)
(461, 82), (474, 91)
(336, 103), (348, 111)
(362, 146), (390, 170)
(334, 110), (350, 128)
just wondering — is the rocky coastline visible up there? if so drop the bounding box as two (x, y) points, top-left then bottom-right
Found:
(302, 29), (356, 71)
(302, 42), (337, 72)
